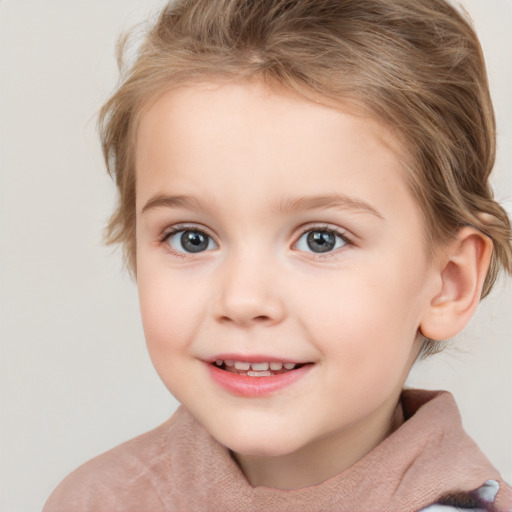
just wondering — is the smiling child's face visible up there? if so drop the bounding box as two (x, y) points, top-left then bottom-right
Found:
(134, 81), (441, 487)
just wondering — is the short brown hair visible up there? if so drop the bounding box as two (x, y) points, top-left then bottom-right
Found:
(99, 0), (511, 303)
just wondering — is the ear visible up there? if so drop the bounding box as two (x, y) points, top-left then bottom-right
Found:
(419, 226), (493, 341)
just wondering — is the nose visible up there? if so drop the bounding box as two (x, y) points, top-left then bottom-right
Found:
(214, 253), (286, 327)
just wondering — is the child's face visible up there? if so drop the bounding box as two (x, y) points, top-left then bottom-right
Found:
(135, 81), (439, 472)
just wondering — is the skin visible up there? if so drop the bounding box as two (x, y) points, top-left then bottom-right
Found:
(133, 81), (486, 489)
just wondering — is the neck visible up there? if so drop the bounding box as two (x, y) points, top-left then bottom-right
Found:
(232, 392), (403, 490)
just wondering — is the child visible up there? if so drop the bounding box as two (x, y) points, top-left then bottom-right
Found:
(43, 0), (512, 510)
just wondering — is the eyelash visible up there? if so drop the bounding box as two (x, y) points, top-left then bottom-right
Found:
(159, 224), (214, 259)
(296, 225), (352, 258)
(158, 224), (353, 259)
(160, 225), (204, 241)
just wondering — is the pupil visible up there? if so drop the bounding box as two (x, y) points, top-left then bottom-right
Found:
(307, 231), (335, 253)
(181, 231), (208, 253)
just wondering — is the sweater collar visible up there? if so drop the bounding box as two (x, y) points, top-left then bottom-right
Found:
(165, 389), (511, 511)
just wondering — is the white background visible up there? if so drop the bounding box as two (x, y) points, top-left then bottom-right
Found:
(0, 1), (511, 511)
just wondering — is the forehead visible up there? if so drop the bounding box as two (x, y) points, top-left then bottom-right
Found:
(134, 80), (419, 228)
(136, 81), (402, 159)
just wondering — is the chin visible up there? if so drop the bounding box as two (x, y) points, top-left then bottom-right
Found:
(184, 398), (315, 458)
(213, 425), (306, 458)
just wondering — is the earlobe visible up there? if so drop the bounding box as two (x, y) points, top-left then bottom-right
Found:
(419, 227), (493, 341)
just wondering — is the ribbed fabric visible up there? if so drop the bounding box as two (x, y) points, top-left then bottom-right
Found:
(43, 389), (512, 512)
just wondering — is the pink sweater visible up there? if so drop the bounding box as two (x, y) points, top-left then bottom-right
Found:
(43, 389), (512, 511)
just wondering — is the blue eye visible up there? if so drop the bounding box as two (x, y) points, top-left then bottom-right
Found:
(295, 228), (348, 254)
(165, 229), (218, 254)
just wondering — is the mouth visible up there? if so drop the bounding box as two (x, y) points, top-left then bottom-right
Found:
(211, 359), (306, 377)
(206, 357), (313, 397)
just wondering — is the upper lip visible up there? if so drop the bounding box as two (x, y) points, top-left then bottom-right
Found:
(205, 354), (310, 364)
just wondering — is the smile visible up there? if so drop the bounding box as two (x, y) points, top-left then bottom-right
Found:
(207, 358), (313, 397)
(213, 359), (301, 377)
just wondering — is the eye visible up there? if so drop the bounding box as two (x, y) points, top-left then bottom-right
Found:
(164, 228), (218, 254)
(295, 228), (348, 254)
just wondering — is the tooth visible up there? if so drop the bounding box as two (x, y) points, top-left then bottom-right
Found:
(269, 362), (283, 370)
(234, 361), (250, 370)
(225, 360), (234, 367)
(251, 362), (269, 371)
(284, 363), (296, 370)
(247, 371), (272, 377)
(215, 360), (223, 366)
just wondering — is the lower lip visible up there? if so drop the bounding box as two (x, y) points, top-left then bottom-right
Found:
(207, 363), (312, 397)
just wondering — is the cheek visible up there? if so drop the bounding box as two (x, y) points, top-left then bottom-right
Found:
(137, 268), (205, 356)
(298, 267), (423, 365)
(137, 272), (208, 400)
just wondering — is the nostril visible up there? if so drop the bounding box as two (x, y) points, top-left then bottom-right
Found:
(215, 291), (285, 326)
(218, 314), (271, 325)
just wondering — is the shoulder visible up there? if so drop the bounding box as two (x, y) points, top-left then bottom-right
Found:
(42, 408), (187, 512)
(419, 507), (484, 512)
(419, 479), (511, 512)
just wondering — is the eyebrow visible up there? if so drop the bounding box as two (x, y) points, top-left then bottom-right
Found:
(141, 194), (201, 215)
(277, 193), (384, 219)
(141, 192), (384, 220)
